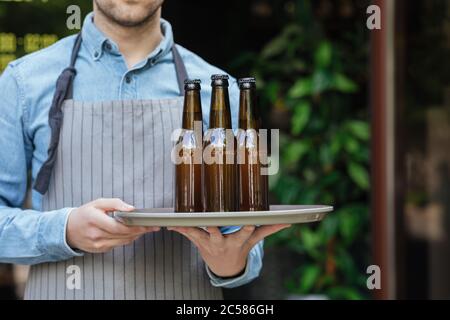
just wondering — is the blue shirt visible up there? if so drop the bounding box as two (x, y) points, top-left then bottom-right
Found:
(0, 12), (263, 289)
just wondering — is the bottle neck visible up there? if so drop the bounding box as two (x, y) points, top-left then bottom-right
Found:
(239, 88), (260, 130)
(209, 86), (232, 129)
(182, 89), (203, 130)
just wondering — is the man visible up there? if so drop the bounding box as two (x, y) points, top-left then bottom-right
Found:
(0, 0), (288, 299)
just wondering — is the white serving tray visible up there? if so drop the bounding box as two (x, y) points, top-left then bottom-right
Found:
(113, 205), (333, 227)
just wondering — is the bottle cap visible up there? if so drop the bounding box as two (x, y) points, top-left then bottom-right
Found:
(184, 79), (201, 90)
(211, 74), (229, 87)
(238, 77), (256, 89)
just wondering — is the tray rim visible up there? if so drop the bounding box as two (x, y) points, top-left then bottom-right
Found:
(113, 204), (334, 219)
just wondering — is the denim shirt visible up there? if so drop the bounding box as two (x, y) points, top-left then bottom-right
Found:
(0, 12), (263, 289)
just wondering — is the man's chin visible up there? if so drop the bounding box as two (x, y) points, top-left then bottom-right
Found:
(113, 15), (153, 28)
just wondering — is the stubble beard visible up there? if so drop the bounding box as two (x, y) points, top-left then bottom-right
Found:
(94, 0), (164, 28)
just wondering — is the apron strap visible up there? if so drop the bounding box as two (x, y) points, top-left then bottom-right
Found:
(34, 34), (82, 195)
(65, 33), (83, 100)
(172, 44), (188, 96)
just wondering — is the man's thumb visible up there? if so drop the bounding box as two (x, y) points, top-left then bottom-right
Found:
(91, 198), (135, 212)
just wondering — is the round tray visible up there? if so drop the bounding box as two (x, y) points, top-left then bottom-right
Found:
(113, 205), (333, 227)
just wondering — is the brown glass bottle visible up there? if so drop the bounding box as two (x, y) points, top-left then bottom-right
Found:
(237, 78), (269, 211)
(203, 74), (238, 212)
(174, 79), (204, 212)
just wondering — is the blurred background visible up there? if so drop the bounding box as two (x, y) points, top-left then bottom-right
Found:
(0, 0), (449, 300)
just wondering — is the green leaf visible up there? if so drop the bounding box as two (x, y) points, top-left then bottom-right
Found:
(288, 78), (313, 98)
(330, 133), (343, 157)
(300, 265), (321, 292)
(315, 41), (332, 68)
(351, 145), (370, 163)
(339, 209), (361, 243)
(291, 102), (311, 135)
(283, 141), (310, 167)
(347, 162), (370, 190)
(332, 73), (358, 92)
(320, 214), (339, 240)
(343, 136), (359, 154)
(312, 70), (333, 94)
(319, 144), (333, 166)
(301, 227), (320, 253)
(346, 121), (370, 141)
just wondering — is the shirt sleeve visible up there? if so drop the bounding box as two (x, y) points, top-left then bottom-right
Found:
(205, 240), (264, 288)
(0, 64), (83, 265)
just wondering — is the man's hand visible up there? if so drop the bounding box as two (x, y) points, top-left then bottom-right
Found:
(167, 224), (290, 278)
(67, 198), (160, 253)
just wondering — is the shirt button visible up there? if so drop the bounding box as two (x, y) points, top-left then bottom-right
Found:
(125, 75), (132, 84)
(105, 43), (112, 51)
(94, 51), (99, 58)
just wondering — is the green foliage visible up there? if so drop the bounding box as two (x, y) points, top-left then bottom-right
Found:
(245, 0), (370, 299)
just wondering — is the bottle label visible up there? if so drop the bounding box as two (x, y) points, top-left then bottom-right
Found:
(171, 124), (203, 165)
(203, 128), (236, 165)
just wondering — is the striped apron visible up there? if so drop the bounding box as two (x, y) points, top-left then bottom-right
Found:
(24, 34), (222, 300)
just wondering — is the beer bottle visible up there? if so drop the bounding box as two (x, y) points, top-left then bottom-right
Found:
(174, 79), (203, 212)
(237, 77), (269, 211)
(203, 74), (238, 212)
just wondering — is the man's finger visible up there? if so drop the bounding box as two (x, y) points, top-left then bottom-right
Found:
(91, 198), (134, 212)
(102, 235), (142, 250)
(247, 224), (291, 246)
(205, 227), (223, 244)
(103, 226), (160, 239)
(94, 211), (156, 235)
(227, 225), (255, 244)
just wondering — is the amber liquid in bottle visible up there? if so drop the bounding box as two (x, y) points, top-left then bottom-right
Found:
(203, 75), (238, 212)
(174, 80), (203, 212)
(237, 78), (269, 211)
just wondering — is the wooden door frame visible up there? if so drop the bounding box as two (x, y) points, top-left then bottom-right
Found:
(370, 0), (400, 300)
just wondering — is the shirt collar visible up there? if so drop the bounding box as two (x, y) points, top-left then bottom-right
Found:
(81, 12), (174, 65)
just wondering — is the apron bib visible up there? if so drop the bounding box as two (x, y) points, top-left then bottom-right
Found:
(24, 34), (222, 300)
